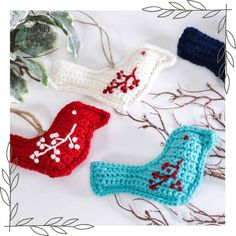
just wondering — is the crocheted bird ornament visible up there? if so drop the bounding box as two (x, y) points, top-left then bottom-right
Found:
(50, 44), (176, 111)
(10, 102), (110, 178)
(178, 27), (225, 82)
(90, 126), (218, 206)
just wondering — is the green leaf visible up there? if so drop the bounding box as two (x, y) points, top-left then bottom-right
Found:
(15, 22), (57, 57)
(21, 58), (48, 86)
(10, 52), (17, 61)
(10, 28), (19, 52)
(26, 14), (56, 26)
(49, 11), (80, 59)
(10, 11), (28, 30)
(10, 69), (28, 103)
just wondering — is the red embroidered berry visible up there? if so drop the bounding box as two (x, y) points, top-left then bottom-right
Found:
(184, 135), (189, 140)
(152, 171), (160, 179)
(103, 89), (107, 94)
(167, 168), (171, 173)
(108, 89), (113, 94)
(141, 50), (146, 55)
(116, 72), (122, 79)
(129, 85), (134, 90)
(178, 187), (182, 192)
(149, 185), (156, 190)
(170, 184), (175, 189)
(161, 162), (170, 169)
(121, 86), (127, 93)
(176, 180), (182, 186)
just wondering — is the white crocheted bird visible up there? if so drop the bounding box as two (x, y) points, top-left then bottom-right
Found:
(50, 44), (176, 110)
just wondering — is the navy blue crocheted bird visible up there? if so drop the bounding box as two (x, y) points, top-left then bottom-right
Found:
(178, 27), (225, 82)
(90, 126), (218, 206)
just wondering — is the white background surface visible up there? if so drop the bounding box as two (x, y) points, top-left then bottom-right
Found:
(10, 11), (225, 225)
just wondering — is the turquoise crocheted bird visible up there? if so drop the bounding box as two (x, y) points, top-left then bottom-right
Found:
(90, 126), (218, 206)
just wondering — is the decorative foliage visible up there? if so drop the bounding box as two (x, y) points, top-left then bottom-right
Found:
(10, 69), (28, 103)
(0, 143), (94, 234)
(10, 11), (28, 30)
(0, 144), (19, 227)
(15, 22), (58, 57)
(49, 11), (80, 60)
(143, 1), (235, 93)
(143, 1), (224, 19)
(10, 10), (80, 103)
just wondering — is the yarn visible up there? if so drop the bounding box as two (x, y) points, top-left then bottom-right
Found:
(90, 126), (218, 206)
(10, 101), (110, 178)
(177, 27), (225, 82)
(49, 44), (176, 111)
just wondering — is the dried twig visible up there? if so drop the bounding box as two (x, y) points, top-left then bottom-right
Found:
(168, 203), (225, 225)
(149, 83), (224, 109)
(114, 195), (169, 225)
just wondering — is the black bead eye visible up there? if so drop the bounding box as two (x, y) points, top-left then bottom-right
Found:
(183, 135), (189, 140)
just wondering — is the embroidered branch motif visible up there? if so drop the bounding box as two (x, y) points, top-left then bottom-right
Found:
(29, 123), (80, 164)
(103, 67), (140, 94)
(149, 159), (184, 192)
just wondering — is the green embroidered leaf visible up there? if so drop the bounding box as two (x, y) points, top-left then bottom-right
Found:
(10, 69), (28, 103)
(10, 11), (28, 30)
(21, 58), (48, 86)
(49, 11), (80, 59)
(15, 22), (57, 57)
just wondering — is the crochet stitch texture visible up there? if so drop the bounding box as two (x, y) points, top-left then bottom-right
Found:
(50, 44), (176, 111)
(177, 27), (225, 82)
(90, 126), (218, 206)
(10, 101), (110, 178)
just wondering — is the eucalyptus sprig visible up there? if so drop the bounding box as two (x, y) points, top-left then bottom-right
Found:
(10, 10), (80, 103)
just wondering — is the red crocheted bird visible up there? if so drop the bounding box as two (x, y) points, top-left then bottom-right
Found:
(10, 101), (110, 178)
